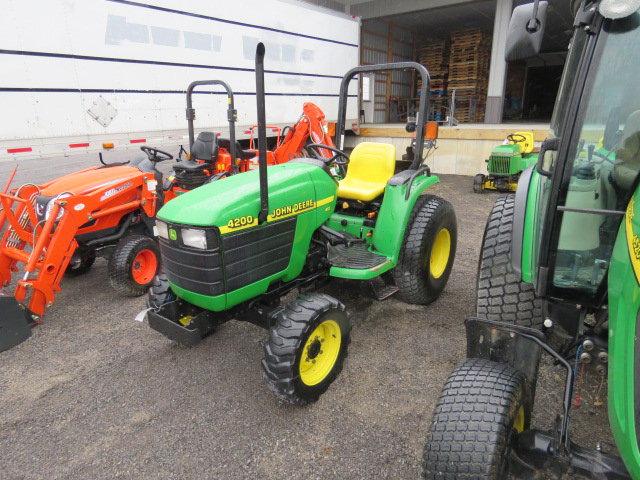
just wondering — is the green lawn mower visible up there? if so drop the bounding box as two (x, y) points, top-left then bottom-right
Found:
(423, 0), (640, 478)
(473, 131), (538, 193)
(143, 44), (457, 405)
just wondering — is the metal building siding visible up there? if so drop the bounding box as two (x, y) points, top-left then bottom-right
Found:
(360, 18), (414, 122)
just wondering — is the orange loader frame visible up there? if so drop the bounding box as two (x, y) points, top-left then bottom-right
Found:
(0, 166), (158, 325)
(0, 81), (336, 352)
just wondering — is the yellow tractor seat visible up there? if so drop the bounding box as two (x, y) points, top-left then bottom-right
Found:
(338, 142), (396, 202)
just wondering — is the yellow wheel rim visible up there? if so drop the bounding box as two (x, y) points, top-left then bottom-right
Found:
(513, 405), (525, 433)
(299, 319), (342, 387)
(429, 228), (451, 279)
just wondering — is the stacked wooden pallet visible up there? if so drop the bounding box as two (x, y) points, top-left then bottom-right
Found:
(447, 28), (491, 123)
(416, 39), (449, 121)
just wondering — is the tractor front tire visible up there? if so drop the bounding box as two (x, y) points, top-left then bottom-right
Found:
(65, 248), (96, 277)
(262, 293), (351, 405)
(393, 195), (457, 305)
(477, 195), (542, 328)
(109, 234), (160, 297)
(473, 173), (486, 193)
(147, 273), (175, 310)
(422, 359), (529, 480)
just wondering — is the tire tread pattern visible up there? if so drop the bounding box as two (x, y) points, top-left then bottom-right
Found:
(394, 194), (457, 305)
(262, 292), (348, 406)
(147, 273), (175, 309)
(108, 234), (159, 297)
(422, 358), (524, 479)
(476, 195), (542, 327)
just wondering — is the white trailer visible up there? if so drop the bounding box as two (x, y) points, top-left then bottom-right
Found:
(0, 0), (359, 159)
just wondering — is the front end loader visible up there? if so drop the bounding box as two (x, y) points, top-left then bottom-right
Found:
(143, 43), (458, 405)
(423, 0), (640, 478)
(0, 156), (161, 351)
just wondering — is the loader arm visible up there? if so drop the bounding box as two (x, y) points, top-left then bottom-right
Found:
(273, 102), (335, 164)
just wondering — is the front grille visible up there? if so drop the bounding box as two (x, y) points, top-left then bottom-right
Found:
(223, 217), (296, 291)
(159, 217), (296, 297)
(488, 155), (512, 175)
(159, 227), (223, 296)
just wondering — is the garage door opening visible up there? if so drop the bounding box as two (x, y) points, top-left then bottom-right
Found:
(359, 0), (574, 125)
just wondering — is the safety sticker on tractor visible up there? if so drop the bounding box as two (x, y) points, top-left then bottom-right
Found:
(625, 197), (640, 284)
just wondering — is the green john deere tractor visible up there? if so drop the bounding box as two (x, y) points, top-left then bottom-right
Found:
(143, 44), (457, 405)
(473, 131), (539, 193)
(423, 0), (640, 478)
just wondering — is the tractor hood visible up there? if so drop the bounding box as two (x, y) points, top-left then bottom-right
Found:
(39, 165), (144, 196)
(157, 161), (337, 229)
(491, 144), (520, 156)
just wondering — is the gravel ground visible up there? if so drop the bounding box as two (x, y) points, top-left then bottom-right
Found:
(0, 154), (614, 479)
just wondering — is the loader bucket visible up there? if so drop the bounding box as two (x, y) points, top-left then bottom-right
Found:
(0, 296), (31, 352)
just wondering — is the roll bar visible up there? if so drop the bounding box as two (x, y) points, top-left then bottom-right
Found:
(185, 80), (238, 173)
(335, 62), (431, 169)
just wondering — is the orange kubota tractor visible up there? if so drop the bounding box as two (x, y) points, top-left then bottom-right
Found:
(0, 79), (335, 352)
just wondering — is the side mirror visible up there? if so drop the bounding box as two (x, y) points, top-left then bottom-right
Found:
(405, 116), (416, 133)
(537, 137), (559, 177)
(505, 1), (548, 61)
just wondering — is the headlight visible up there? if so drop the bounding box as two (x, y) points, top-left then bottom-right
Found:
(181, 228), (207, 250)
(155, 221), (169, 239)
(45, 193), (71, 221)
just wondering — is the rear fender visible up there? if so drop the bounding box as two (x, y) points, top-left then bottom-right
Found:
(511, 167), (541, 283)
(372, 173), (439, 260)
(608, 191), (640, 479)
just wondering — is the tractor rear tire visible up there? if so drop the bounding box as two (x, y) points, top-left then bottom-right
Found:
(476, 195), (542, 328)
(422, 358), (529, 480)
(393, 195), (457, 305)
(262, 293), (350, 405)
(147, 273), (175, 310)
(109, 234), (160, 297)
(65, 248), (96, 277)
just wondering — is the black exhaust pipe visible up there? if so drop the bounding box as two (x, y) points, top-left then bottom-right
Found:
(255, 43), (269, 224)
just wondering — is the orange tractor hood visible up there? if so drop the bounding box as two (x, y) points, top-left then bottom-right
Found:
(39, 165), (144, 196)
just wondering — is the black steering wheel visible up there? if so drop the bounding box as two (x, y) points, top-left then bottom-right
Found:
(507, 133), (527, 144)
(140, 146), (173, 162)
(304, 144), (349, 166)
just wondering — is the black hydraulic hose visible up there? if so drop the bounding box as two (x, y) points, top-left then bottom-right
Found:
(85, 214), (132, 247)
(255, 43), (269, 224)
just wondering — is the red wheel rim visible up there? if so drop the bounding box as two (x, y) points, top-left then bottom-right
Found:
(131, 249), (158, 285)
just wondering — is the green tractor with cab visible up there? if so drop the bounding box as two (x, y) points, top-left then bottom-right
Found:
(144, 44), (457, 405)
(423, 0), (640, 478)
(473, 131), (539, 193)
